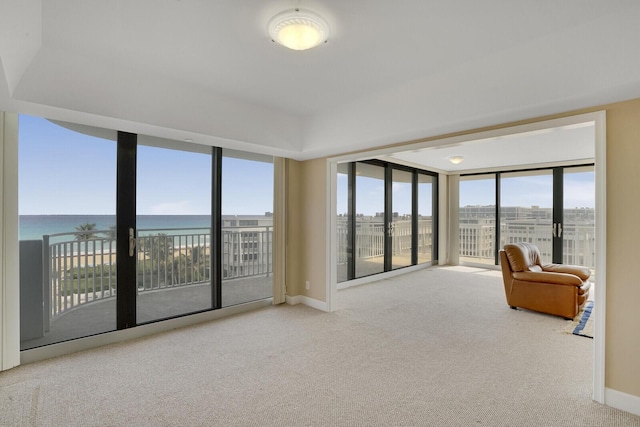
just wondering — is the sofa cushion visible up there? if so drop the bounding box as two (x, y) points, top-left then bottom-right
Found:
(512, 271), (584, 286)
(504, 242), (542, 272)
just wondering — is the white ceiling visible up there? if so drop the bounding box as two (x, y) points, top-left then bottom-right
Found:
(1, 1), (639, 166)
(384, 122), (596, 174)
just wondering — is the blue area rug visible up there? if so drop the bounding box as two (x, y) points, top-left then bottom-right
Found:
(572, 301), (594, 338)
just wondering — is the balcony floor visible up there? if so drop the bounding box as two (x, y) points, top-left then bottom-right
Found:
(337, 254), (434, 282)
(21, 275), (272, 350)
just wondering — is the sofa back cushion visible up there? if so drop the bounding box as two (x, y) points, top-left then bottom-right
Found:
(504, 242), (542, 272)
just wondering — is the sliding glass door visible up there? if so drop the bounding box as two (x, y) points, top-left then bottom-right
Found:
(460, 165), (595, 269)
(338, 161), (437, 282)
(355, 162), (386, 278)
(459, 175), (496, 265)
(500, 170), (553, 263)
(562, 167), (595, 270)
(417, 173), (436, 264)
(18, 115), (275, 349)
(336, 163), (350, 283)
(391, 169), (413, 269)
(19, 116), (118, 349)
(136, 144), (213, 324)
(221, 150), (274, 307)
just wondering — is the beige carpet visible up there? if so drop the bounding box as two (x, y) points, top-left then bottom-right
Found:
(1, 266), (639, 426)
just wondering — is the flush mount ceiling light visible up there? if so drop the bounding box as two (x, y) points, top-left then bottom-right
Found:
(268, 8), (329, 51)
(448, 156), (465, 165)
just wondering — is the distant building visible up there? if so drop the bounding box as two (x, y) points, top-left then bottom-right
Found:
(336, 206), (596, 270)
(221, 215), (273, 279)
(459, 206), (595, 267)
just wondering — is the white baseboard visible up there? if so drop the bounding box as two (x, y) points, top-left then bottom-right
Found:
(605, 388), (640, 417)
(285, 294), (328, 312)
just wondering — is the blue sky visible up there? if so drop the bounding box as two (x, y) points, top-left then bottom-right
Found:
(337, 173), (434, 217)
(20, 115), (593, 216)
(461, 172), (594, 208)
(18, 115), (274, 215)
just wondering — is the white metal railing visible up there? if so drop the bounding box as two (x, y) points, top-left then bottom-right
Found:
(336, 219), (434, 268)
(337, 216), (594, 271)
(459, 220), (596, 269)
(43, 226), (272, 320)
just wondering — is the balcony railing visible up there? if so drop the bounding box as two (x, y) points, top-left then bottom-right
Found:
(336, 219), (434, 264)
(43, 226), (272, 320)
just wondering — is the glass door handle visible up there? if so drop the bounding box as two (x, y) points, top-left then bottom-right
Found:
(552, 223), (563, 238)
(129, 227), (136, 257)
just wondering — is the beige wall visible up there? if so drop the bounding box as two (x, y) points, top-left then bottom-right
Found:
(286, 159), (303, 296)
(286, 97), (640, 400)
(286, 158), (327, 301)
(603, 98), (640, 397)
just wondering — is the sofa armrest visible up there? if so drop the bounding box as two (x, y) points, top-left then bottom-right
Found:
(541, 263), (591, 280)
(512, 271), (583, 286)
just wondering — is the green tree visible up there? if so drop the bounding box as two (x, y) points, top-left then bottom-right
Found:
(139, 233), (174, 261)
(138, 233), (175, 287)
(187, 245), (209, 282)
(75, 222), (98, 240)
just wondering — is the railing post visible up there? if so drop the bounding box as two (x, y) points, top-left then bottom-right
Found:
(43, 235), (51, 332)
(235, 231), (241, 278)
(266, 226), (270, 278)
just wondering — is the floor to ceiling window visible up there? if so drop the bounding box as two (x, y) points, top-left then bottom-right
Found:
(355, 162), (386, 278)
(459, 175), (496, 265)
(417, 173), (436, 264)
(338, 160), (438, 282)
(136, 142), (213, 324)
(459, 165), (594, 270)
(18, 115), (275, 350)
(336, 163), (350, 283)
(221, 150), (274, 307)
(391, 169), (413, 269)
(500, 170), (553, 263)
(18, 115), (118, 349)
(562, 166), (596, 270)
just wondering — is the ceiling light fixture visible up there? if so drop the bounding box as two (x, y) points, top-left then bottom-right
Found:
(268, 8), (329, 51)
(448, 156), (465, 165)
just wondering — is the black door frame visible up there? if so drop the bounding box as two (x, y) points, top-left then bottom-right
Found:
(116, 136), (225, 330)
(462, 163), (594, 265)
(552, 167), (564, 264)
(116, 131), (137, 330)
(344, 160), (438, 281)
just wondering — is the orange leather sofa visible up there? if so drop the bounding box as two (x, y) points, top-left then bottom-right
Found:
(499, 242), (591, 319)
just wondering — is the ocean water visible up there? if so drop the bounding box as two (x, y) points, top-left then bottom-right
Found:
(19, 215), (212, 241)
